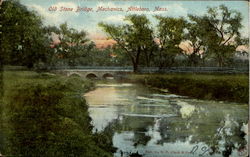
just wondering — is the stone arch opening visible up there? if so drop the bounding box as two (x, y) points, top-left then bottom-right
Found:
(103, 73), (114, 79)
(69, 73), (81, 77)
(86, 73), (98, 79)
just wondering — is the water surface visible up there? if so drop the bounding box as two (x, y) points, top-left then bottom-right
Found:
(84, 83), (248, 157)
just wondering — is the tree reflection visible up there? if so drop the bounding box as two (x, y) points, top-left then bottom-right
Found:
(157, 104), (248, 157)
(111, 116), (155, 146)
(103, 100), (248, 157)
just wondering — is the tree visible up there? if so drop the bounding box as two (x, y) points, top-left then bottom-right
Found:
(0, 0), (51, 68)
(52, 23), (90, 66)
(183, 17), (208, 66)
(99, 14), (155, 72)
(197, 5), (244, 67)
(155, 16), (186, 68)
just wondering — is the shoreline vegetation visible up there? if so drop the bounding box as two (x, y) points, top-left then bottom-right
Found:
(0, 71), (115, 157)
(128, 73), (249, 104)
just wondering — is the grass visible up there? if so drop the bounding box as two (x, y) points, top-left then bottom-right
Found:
(128, 73), (249, 104)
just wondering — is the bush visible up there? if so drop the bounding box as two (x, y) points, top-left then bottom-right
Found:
(131, 74), (248, 103)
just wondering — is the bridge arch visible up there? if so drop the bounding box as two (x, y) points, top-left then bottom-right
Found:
(86, 73), (98, 79)
(102, 73), (114, 79)
(68, 73), (81, 77)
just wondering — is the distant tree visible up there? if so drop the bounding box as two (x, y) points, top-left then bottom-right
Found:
(99, 14), (155, 72)
(191, 5), (245, 67)
(183, 18), (208, 66)
(111, 45), (131, 66)
(52, 23), (90, 66)
(155, 16), (186, 68)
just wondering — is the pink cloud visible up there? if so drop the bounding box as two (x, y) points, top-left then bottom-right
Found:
(89, 34), (117, 49)
(236, 45), (249, 52)
(179, 41), (193, 54)
(94, 39), (117, 49)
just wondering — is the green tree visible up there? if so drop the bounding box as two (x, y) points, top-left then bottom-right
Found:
(111, 45), (131, 66)
(194, 5), (244, 67)
(0, 0), (51, 68)
(53, 23), (90, 66)
(155, 16), (186, 68)
(183, 18), (208, 66)
(99, 14), (155, 72)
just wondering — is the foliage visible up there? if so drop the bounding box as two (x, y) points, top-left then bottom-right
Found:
(99, 15), (156, 72)
(184, 17), (207, 66)
(78, 46), (130, 66)
(1, 71), (115, 157)
(0, 0), (53, 68)
(51, 23), (93, 66)
(0, 71), (3, 154)
(0, 1), (248, 69)
(130, 74), (248, 103)
(188, 5), (245, 67)
(155, 16), (186, 68)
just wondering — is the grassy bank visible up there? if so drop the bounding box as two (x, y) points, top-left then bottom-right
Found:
(129, 74), (249, 103)
(0, 71), (115, 157)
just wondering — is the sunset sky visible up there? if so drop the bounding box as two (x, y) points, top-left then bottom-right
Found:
(20, 0), (249, 49)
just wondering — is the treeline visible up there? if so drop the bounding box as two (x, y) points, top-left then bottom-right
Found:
(99, 7), (248, 72)
(0, 0), (130, 69)
(0, 0), (248, 72)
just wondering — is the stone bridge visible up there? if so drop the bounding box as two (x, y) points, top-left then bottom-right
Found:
(52, 66), (248, 79)
(53, 69), (133, 79)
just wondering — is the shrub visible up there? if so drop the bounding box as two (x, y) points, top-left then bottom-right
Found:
(131, 74), (248, 103)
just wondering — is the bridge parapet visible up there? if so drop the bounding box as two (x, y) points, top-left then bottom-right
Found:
(54, 69), (131, 79)
(53, 66), (248, 79)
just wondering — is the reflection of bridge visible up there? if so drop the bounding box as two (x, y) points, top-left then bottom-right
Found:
(54, 69), (133, 79)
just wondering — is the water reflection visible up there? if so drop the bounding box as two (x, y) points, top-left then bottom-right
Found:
(84, 83), (248, 157)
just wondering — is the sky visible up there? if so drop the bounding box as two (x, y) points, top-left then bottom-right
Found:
(20, 0), (249, 49)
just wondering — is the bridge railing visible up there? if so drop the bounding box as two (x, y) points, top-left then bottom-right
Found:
(140, 66), (249, 73)
(52, 66), (133, 70)
(8, 65), (247, 73)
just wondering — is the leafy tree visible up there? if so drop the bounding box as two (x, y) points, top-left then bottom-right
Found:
(111, 45), (131, 66)
(193, 5), (245, 67)
(183, 18), (207, 66)
(155, 16), (186, 68)
(52, 23), (90, 66)
(0, 0), (51, 68)
(99, 14), (155, 72)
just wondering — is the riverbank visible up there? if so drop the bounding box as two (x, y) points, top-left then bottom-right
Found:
(0, 71), (115, 157)
(128, 74), (248, 103)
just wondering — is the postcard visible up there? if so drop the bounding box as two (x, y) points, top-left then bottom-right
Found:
(0, 0), (249, 157)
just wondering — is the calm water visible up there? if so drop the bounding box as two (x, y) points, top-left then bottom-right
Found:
(84, 83), (248, 157)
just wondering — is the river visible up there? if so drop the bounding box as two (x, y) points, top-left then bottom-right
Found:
(84, 82), (248, 157)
